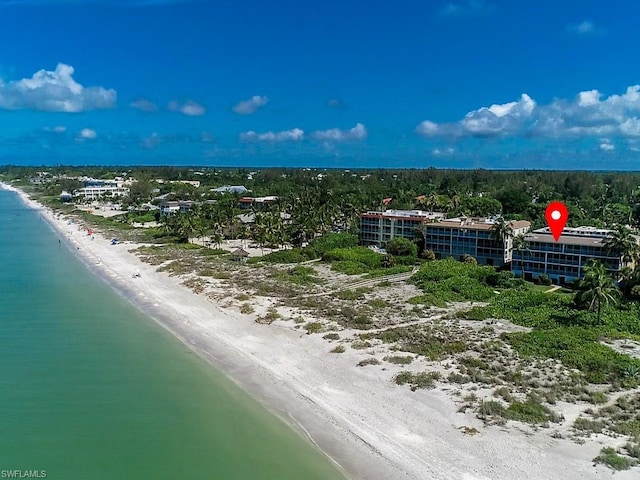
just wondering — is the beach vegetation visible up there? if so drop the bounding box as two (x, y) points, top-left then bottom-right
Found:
(383, 355), (414, 365)
(593, 447), (636, 470)
(394, 371), (441, 391)
(304, 321), (323, 334)
(330, 345), (346, 353)
(240, 303), (255, 314)
(357, 357), (381, 367)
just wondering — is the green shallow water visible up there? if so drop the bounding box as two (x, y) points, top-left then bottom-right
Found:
(0, 190), (343, 480)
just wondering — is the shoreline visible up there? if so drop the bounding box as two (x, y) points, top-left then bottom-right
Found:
(1, 181), (636, 480)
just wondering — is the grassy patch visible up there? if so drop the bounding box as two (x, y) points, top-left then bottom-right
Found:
(394, 371), (442, 391)
(504, 399), (556, 424)
(504, 327), (640, 384)
(323, 333), (340, 341)
(383, 355), (414, 365)
(593, 447), (636, 471)
(357, 357), (381, 367)
(304, 321), (323, 334)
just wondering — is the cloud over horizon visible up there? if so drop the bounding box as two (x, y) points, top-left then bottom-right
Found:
(439, 0), (493, 18)
(0, 63), (116, 112)
(232, 95), (268, 115)
(168, 99), (206, 116)
(130, 98), (159, 113)
(416, 85), (640, 139)
(312, 123), (368, 141)
(240, 128), (304, 142)
(77, 128), (97, 139)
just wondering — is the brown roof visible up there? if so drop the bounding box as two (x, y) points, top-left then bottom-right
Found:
(426, 219), (531, 231)
(525, 231), (608, 247)
(231, 248), (250, 257)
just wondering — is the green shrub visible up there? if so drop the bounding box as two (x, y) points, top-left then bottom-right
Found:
(330, 345), (346, 353)
(461, 254), (477, 264)
(308, 233), (358, 256)
(589, 391), (609, 405)
(504, 400), (553, 424)
(239, 303), (254, 314)
(357, 357), (381, 367)
(323, 247), (383, 272)
(394, 371), (441, 391)
(478, 400), (506, 418)
(262, 249), (308, 263)
(573, 417), (605, 433)
(304, 321), (323, 334)
(505, 327), (640, 384)
(386, 237), (418, 258)
(420, 249), (436, 260)
(323, 333), (340, 341)
(383, 355), (414, 365)
(410, 259), (496, 304)
(538, 273), (552, 286)
(593, 447), (635, 470)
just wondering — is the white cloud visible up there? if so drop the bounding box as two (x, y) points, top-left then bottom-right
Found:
(440, 0), (493, 18)
(600, 139), (615, 151)
(0, 63), (116, 112)
(416, 120), (440, 136)
(240, 128), (304, 142)
(232, 95), (268, 115)
(78, 128), (97, 140)
(568, 20), (604, 36)
(168, 99), (206, 116)
(141, 132), (161, 149)
(312, 123), (367, 141)
(130, 98), (158, 113)
(417, 85), (640, 139)
(44, 126), (67, 133)
(432, 147), (455, 156)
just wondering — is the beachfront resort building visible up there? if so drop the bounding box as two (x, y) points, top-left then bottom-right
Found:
(159, 201), (196, 215)
(238, 196), (279, 209)
(360, 209), (445, 247)
(423, 217), (531, 267)
(75, 178), (130, 200)
(211, 185), (250, 194)
(511, 226), (637, 284)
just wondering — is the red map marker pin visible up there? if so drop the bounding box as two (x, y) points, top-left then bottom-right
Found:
(545, 201), (569, 241)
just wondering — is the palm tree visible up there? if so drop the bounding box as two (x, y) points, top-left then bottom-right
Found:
(512, 233), (529, 278)
(576, 260), (621, 324)
(489, 217), (514, 263)
(604, 224), (639, 267)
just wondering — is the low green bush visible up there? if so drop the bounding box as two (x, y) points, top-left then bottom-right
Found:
(593, 447), (636, 470)
(262, 249), (308, 263)
(504, 400), (554, 424)
(394, 371), (441, 391)
(383, 355), (414, 365)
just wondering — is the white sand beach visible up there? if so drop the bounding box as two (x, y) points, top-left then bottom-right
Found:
(2, 181), (637, 480)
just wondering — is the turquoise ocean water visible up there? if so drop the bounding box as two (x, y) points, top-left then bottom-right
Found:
(0, 189), (343, 480)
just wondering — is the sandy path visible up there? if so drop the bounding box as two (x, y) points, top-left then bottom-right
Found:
(1, 182), (636, 480)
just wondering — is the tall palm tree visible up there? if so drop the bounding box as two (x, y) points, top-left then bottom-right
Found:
(489, 217), (515, 265)
(576, 260), (621, 324)
(512, 233), (529, 278)
(604, 224), (639, 267)
(489, 217), (514, 244)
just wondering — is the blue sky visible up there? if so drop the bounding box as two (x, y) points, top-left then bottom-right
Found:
(1, 0), (640, 169)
